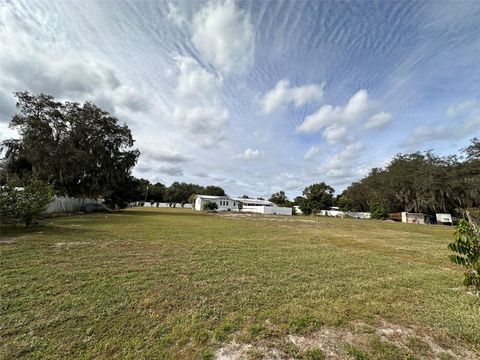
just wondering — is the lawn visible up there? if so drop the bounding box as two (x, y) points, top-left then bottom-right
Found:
(1, 208), (479, 359)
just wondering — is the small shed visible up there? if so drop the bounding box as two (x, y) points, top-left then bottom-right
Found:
(401, 212), (425, 224)
(436, 213), (453, 225)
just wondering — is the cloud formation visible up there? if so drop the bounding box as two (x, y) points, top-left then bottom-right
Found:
(405, 100), (480, 146)
(191, 0), (254, 74)
(258, 79), (324, 114)
(0, 4), (150, 117)
(364, 112), (392, 130)
(297, 90), (375, 133)
(142, 148), (194, 163)
(320, 141), (367, 179)
(304, 145), (320, 160)
(172, 56), (229, 147)
(232, 148), (261, 160)
(1, 1), (479, 197)
(322, 125), (348, 145)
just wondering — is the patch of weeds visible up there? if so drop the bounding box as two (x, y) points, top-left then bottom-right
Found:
(247, 348), (264, 360)
(202, 348), (214, 360)
(249, 324), (270, 340)
(198, 307), (218, 320)
(279, 339), (301, 358)
(214, 321), (237, 342)
(370, 336), (416, 360)
(193, 328), (210, 345)
(303, 348), (326, 360)
(405, 336), (432, 358)
(438, 353), (456, 360)
(289, 315), (324, 333)
(346, 344), (370, 360)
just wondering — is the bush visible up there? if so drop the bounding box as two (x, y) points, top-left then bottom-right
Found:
(448, 219), (480, 295)
(0, 180), (53, 225)
(203, 202), (218, 211)
(370, 203), (388, 220)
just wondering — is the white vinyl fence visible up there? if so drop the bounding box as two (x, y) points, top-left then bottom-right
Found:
(319, 209), (371, 219)
(46, 196), (104, 214)
(241, 206), (292, 215)
(134, 202), (193, 209)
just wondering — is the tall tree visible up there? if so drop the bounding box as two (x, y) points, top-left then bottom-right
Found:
(1, 92), (139, 197)
(269, 191), (289, 206)
(300, 182), (335, 214)
(148, 182), (166, 202)
(202, 185), (225, 196)
(165, 182), (204, 204)
(102, 176), (141, 210)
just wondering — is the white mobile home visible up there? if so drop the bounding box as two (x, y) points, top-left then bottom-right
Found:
(193, 195), (292, 215)
(194, 195), (241, 212)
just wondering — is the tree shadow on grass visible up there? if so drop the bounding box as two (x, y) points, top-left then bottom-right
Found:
(0, 222), (99, 240)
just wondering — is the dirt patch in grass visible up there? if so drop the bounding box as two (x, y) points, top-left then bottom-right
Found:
(215, 321), (479, 360)
(54, 241), (92, 249)
(214, 341), (292, 360)
(0, 238), (16, 244)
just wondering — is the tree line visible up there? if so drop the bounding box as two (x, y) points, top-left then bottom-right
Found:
(2, 92), (479, 217)
(0, 92), (226, 212)
(268, 140), (480, 216)
(338, 141), (480, 214)
(104, 177), (226, 209)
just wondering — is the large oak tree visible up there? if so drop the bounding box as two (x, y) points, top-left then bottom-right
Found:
(1, 92), (139, 197)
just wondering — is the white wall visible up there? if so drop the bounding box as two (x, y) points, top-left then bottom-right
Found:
(319, 210), (371, 219)
(141, 202), (192, 208)
(241, 206), (292, 215)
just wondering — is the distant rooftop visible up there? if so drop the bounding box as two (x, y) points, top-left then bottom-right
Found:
(231, 197), (274, 206)
(194, 194), (275, 206)
(194, 194), (229, 199)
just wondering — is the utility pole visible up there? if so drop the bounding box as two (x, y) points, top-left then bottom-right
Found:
(144, 185), (149, 203)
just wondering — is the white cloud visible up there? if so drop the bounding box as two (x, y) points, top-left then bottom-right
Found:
(258, 79), (324, 114)
(175, 56), (222, 102)
(320, 141), (366, 179)
(405, 115), (480, 146)
(304, 145), (320, 160)
(337, 141), (366, 160)
(173, 105), (229, 147)
(232, 148), (261, 160)
(446, 99), (477, 118)
(142, 148), (194, 163)
(405, 101), (480, 146)
(191, 0), (254, 74)
(364, 112), (392, 130)
(0, 5), (150, 115)
(167, 2), (186, 26)
(172, 56), (229, 147)
(297, 90), (374, 133)
(322, 125), (348, 144)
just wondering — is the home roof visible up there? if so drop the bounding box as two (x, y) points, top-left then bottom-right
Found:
(194, 195), (229, 200)
(231, 197), (275, 206)
(194, 194), (276, 206)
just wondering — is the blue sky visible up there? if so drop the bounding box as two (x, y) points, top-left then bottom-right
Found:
(0, 0), (479, 198)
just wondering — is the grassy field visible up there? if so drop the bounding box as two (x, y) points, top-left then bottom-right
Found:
(1, 208), (479, 359)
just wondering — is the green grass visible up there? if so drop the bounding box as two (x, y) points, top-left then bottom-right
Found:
(1, 208), (479, 359)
